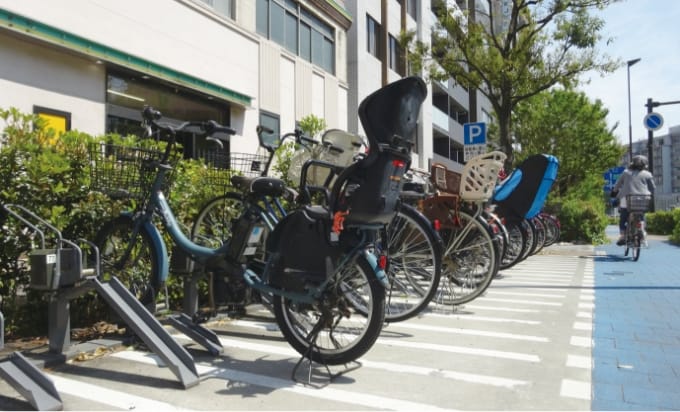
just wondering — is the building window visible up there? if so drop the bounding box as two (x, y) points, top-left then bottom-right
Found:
(196, 0), (235, 19)
(258, 111), (280, 149)
(367, 14), (380, 58)
(105, 69), (230, 159)
(34, 106), (71, 140)
(256, 0), (335, 74)
(389, 34), (405, 75)
(407, 0), (417, 19)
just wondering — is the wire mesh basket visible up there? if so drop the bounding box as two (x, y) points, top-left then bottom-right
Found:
(200, 150), (269, 189)
(626, 194), (652, 212)
(88, 142), (180, 200)
(430, 163), (461, 195)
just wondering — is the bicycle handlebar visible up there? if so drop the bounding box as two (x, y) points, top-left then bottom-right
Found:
(142, 106), (237, 139)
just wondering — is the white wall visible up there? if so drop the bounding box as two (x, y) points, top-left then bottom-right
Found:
(0, 34), (106, 134)
(0, 0), (260, 103)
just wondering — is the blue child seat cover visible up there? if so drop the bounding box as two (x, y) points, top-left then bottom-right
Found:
(492, 154), (559, 219)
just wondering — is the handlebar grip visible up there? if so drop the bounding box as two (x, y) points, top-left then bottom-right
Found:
(206, 120), (236, 136)
(142, 106), (162, 121)
(299, 134), (318, 146)
(257, 125), (274, 135)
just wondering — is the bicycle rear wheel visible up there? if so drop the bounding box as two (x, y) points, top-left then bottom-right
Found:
(382, 204), (442, 322)
(273, 256), (386, 365)
(434, 208), (498, 308)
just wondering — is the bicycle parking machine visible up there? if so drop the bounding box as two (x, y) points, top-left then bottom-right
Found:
(1, 203), (202, 394)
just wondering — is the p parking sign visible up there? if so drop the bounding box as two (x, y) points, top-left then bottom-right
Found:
(464, 122), (487, 145)
(464, 122), (487, 161)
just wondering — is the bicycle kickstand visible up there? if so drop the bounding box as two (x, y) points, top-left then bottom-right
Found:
(290, 318), (361, 388)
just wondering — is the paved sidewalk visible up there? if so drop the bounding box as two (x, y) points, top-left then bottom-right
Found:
(592, 226), (680, 410)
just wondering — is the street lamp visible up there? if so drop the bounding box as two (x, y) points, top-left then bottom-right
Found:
(627, 58), (641, 162)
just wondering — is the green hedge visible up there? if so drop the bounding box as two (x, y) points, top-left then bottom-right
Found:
(0, 108), (225, 337)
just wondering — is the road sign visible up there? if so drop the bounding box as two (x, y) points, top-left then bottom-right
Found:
(463, 122), (486, 161)
(603, 166), (625, 192)
(463, 122), (487, 145)
(643, 112), (664, 131)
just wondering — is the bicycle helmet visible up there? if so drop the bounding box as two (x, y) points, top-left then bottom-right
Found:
(631, 155), (648, 170)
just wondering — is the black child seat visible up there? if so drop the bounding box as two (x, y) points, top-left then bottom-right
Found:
(266, 76), (428, 292)
(492, 154), (559, 223)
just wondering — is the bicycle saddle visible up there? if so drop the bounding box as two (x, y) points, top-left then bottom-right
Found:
(231, 175), (287, 197)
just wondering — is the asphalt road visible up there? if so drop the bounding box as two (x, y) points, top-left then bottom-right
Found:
(1, 242), (596, 411)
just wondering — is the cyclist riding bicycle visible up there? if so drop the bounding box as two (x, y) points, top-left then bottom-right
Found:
(610, 155), (655, 246)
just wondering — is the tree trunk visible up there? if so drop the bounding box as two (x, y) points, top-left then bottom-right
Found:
(497, 109), (514, 171)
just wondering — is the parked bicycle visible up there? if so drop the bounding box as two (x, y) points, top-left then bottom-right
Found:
(193, 126), (442, 323)
(405, 151), (506, 308)
(93, 76), (428, 365)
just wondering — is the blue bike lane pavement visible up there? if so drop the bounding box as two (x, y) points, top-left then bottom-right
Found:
(592, 226), (680, 410)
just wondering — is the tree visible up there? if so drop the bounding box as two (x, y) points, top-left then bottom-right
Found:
(512, 88), (625, 197)
(403, 0), (619, 169)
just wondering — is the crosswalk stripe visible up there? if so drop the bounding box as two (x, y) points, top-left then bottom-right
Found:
(111, 350), (458, 411)
(48, 374), (186, 410)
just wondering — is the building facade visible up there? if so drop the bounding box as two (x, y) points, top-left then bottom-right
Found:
(345, 0), (493, 172)
(0, 0), (351, 156)
(629, 125), (680, 210)
(1, 0), (492, 173)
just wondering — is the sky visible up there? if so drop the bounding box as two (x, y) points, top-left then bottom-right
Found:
(577, 0), (680, 147)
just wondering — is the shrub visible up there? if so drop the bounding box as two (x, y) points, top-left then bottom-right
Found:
(645, 210), (675, 235)
(554, 174), (609, 244)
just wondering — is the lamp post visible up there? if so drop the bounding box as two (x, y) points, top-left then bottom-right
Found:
(627, 58), (641, 162)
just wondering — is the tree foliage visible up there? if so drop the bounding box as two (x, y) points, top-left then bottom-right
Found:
(513, 88), (624, 197)
(403, 0), (620, 168)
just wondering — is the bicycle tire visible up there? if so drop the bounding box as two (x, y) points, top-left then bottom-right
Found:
(500, 220), (527, 270)
(191, 192), (273, 311)
(382, 204), (442, 322)
(516, 218), (536, 263)
(540, 214), (560, 247)
(485, 210), (508, 262)
(529, 217), (546, 255)
(632, 236), (641, 261)
(95, 215), (161, 312)
(273, 255), (386, 365)
(434, 207), (498, 308)
(191, 192), (248, 249)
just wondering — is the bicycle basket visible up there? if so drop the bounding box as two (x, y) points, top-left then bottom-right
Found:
(88, 142), (180, 200)
(459, 151), (506, 201)
(626, 194), (652, 212)
(201, 150), (269, 189)
(430, 163), (461, 195)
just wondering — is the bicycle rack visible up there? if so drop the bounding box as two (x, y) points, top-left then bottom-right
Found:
(0, 348), (62, 411)
(2, 203), (201, 394)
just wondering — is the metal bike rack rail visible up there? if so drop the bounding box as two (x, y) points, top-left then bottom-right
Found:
(1, 203), (202, 407)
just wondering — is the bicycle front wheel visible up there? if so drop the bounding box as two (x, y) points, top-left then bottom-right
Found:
(273, 256), (386, 365)
(383, 204), (442, 322)
(435, 208), (497, 308)
(95, 215), (161, 312)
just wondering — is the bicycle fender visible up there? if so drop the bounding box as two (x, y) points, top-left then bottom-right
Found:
(121, 211), (169, 284)
(363, 250), (389, 288)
